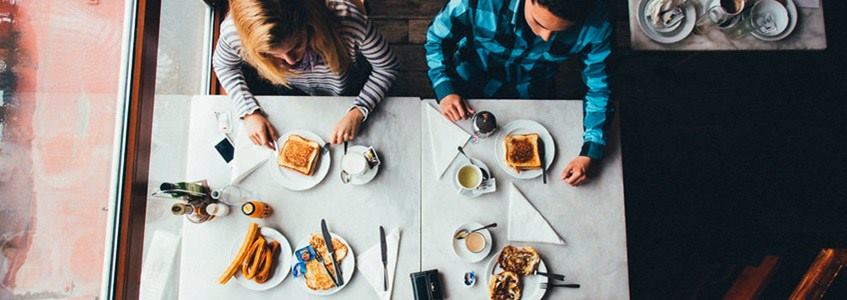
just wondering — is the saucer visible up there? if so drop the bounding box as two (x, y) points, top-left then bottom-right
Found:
(451, 222), (494, 263)
(637, 0), (697, 44)
(345, 145), (379, 185)
(452, 157), (494, 198)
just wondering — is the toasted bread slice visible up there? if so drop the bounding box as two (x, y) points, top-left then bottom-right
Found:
(504, 134), (542, 172)
(497, 245), (541, 276)
(488, 271), (521, 300)
(278, 135), (320, 176)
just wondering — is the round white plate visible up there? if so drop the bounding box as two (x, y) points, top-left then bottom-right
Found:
(451, 222), (494, 263)
(345, 145), (379, 185)
(485, 249), (548, 300)
(637, 0), (696, 44)
(229, 227), (293, 291)
(752, 0), (797, 41)
(291, 233), (356, 296)
(272, 130), (330, 191)
(495, 120), (555, 179)
(450, 157), (492, 198)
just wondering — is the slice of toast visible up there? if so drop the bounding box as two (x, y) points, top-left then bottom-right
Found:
(504, 133), (542, 172)
(278, 135), (320, 176)
(488, 271), (521, 300)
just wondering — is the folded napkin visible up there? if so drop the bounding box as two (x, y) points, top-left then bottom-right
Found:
(230, 126), (272, 184)
(357, 228), (401, 300)
(423, 103), (471, 179)
(507, 184), (565, 245)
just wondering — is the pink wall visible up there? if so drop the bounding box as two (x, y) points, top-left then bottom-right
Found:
(1, 0), (125, 297)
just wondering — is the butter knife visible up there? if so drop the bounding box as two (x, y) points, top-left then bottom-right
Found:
(538, 137), (547, 184)
(380, 226), (388, 291)
(321, 219), (344, 286)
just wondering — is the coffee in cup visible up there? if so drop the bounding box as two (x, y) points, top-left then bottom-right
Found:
(465, 232), (486, 253)
(456, 165), (483, 190)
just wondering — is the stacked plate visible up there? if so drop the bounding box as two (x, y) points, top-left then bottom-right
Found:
(637, 0), (697, 44)
(750, 0), (797, 41)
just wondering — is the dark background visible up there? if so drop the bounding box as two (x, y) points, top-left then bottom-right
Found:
(366, 0), (847, 297)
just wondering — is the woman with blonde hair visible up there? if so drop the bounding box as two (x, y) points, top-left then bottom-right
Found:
(214, 0), (399, 147)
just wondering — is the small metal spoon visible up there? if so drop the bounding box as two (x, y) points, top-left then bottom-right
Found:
(453, 223), (497, 240)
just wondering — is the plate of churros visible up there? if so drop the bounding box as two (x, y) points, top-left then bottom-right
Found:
(218, 223), (292, 291)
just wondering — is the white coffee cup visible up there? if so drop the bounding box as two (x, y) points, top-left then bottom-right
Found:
(455, 164), (483, 191)
(341, 153), (370, 176)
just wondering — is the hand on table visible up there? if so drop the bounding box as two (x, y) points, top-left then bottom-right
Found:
(331, 108), (364, 144)
(561, 156), (591, 187)
(439, 93), (475, 121)
(244, 112), (279, 150)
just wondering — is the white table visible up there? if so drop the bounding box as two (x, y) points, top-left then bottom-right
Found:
(178, 96), (421, 299)
(420, 100), (629, 299)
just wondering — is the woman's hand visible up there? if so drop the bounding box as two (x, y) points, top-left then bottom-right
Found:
(244, 112), (279, 150)
(331, 108), (364, 144)
(439, 93), (474, 121)
(561, 156), (592, 186)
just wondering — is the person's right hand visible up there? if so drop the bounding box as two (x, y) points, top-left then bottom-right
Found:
(439, 93), (474, 121)
(244, 112), (279, 150)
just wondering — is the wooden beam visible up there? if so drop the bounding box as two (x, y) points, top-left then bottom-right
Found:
(790, 248), (847, 300)
(112, 0), (160, 298)
(724, 255), (781, 300)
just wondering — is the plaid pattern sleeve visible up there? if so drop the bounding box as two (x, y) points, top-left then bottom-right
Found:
(424, 0), (472, 102)
(578, 8), (613, 161)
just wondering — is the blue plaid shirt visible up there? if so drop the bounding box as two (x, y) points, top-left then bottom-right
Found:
(425, 0), (612, 160)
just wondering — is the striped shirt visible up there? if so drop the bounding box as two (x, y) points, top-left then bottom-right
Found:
(426, 0), (612, 160)
(213, 0), (400, 120)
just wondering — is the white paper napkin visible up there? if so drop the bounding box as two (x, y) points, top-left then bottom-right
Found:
(230, 126), (272, 184)
(356, 228), (401, 300)
(423, 103), (471, 179)
(507, 184), (565, 245)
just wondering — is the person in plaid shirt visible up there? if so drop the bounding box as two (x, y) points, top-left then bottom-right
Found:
(425, 0), (612, 186)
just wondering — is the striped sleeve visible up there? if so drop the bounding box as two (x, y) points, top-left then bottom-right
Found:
(213, 17), (263, 118)
(343, 4), (400, 121)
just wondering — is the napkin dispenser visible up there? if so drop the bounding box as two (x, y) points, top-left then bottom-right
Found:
(410, 269), (444, 300)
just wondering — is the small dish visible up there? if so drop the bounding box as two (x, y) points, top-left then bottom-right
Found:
(451, 222), (494, 263)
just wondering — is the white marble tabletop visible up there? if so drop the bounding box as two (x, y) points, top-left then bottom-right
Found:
(420, 99), (629, 299)
(629, 0), (827, 50)
(178, 96), (421, 299)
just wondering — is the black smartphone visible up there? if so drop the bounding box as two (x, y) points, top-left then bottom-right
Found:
(214, 136), (235, 163)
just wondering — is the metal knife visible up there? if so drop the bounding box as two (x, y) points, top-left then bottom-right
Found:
(538, 137), (547, 184)
(380, 226), (388, 291)
(321, 219), (344, 286)
(314, 250), (339, 287)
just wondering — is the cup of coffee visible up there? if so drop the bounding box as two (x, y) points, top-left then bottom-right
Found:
(455, 164), (483, 191)
(342, 152), (370, 176)
(706, 0), (746, 26)
(465, 232), (487, 253)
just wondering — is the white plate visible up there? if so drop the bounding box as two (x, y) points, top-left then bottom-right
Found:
(291, 233), (356, 296)
(495, 120), (556, 180)
(228, 227), (293, 291)
(752, 0), (797, 41)
(484, 248), (548, 300)
(272, 130), (330, 191)
(345, 145), (379, 185)
(637, 0), (697, 44)
(451, 222), (494, 263)
(451, 157), (492, 198)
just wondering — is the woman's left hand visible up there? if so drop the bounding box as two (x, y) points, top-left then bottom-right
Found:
(331, 108), (364, 144)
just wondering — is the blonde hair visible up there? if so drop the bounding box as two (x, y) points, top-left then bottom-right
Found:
(230, 0), (352, 86)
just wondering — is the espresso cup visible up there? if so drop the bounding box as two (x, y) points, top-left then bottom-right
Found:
(455, 164), (483, 191)
(341, 152), (370, 176)
(465, 232), (487, 253)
